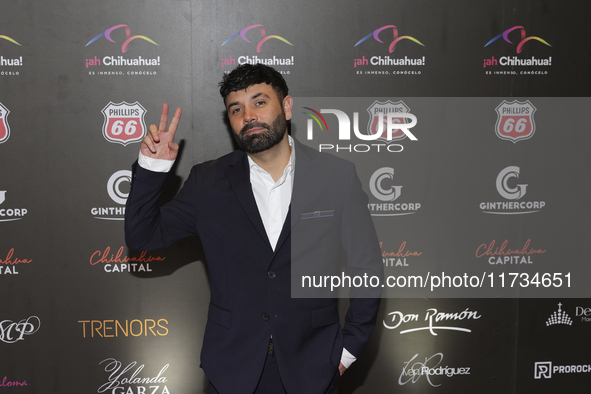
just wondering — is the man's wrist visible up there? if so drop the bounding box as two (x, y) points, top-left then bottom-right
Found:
(340, 348), (357, 369)
(138, 152), (175, 172)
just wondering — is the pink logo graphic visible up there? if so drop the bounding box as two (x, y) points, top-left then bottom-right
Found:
(86, 25), (158, 53)
(0, 35), (21, 46)
(367, 101), (412, 142)
(101, 102), (146, 146)
(222, 25), (293, 52)
(355, 25), (424, 53)
(0, 102), (10, 144)
(495, 100), (536, 143)
(484, 26), (550, 53)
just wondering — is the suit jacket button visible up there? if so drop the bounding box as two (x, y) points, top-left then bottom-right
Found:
(262, 313), (270, 321)
(268, 271), (276, 279)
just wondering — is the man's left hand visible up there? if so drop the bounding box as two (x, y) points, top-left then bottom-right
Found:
(339, 362), (347, 376)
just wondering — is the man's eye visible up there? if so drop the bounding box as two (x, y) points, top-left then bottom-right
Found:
(231, 108), (241, 114)
(256, 100), (266, 106)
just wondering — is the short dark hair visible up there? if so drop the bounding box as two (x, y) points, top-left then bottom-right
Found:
(219, 64), (289, 105)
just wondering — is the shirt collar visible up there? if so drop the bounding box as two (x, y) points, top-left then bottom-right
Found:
(247, 135), (296, 179)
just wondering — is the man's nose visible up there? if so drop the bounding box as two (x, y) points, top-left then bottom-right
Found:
(243, 107), (257, 123)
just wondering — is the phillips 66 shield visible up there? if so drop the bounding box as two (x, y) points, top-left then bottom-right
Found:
(495, 100), (536, 143)
(0, 102), (10, 144)
(367, 100), (412, 142)
(101, 101), (147, 145)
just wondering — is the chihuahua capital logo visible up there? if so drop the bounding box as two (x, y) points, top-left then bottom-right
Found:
(0, 36), (21, 46)
(485, 26), (550, 53)
(86, 25), (158, 53)
(222, 25), (293, 52)
(355, 25), (424, 53)
(0, 102), (10, 143)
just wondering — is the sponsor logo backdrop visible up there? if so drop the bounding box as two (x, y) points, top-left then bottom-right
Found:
(1, 0), (590, 392)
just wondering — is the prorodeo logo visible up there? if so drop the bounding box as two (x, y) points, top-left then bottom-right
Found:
(0, 102), (10, 143)
(495, 100), (536, 143)
(91, 170), (131, 220)
(355, 25), (424, 53)
(302, 106), (417, 153)
(368, 167), (421, 216)
(0, 316), (41, 343)
(534, 361), (591, 379)
(485, 26), (551, 54)
(222, 24), (293, 53)
(383, 308), (481, 335)
(480, 166), (545, 215)
(102, 102), (146, 145)
(546, 302), (572, 326)
(86, 25), (158, 53)
(399, 353), (470, 387)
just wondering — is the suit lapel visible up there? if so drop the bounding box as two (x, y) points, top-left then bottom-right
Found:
(225, 153), (272, 249)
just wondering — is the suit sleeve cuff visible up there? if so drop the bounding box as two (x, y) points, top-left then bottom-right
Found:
(340, 348), (357, 369)
(138, 152), (175, 172)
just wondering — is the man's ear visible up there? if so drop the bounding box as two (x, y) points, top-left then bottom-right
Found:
(283, 95), (293, 120)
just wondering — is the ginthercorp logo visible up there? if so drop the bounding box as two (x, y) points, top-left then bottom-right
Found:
(86, 25), (158, 53)
(383, 308), (481, 335)
(399, 353), (470, 387)
(483, 26), (552, 74)
(480, 166), (545, 215)
(0, 191), (28, 222)
(546, 302), (572, 326)
(99, 358), (169, 394)
(368, 167), (421, 216)
(91, 170), (131, 220)
(0, 102), (10, 143)
(220, 24), (294, 70)
(495, 100), (536, 142)
(534, 361), (591, 379)
(302, 105), (417, 153)
(0, 316), (41, 343)
(102, 102), (146, 145)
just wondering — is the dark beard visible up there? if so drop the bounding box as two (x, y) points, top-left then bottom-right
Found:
(234, 111), (287, 154)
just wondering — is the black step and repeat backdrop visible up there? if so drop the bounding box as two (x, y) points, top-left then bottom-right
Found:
(1, 0), (590, 393)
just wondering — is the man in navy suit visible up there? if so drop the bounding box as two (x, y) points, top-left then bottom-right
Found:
(125, 64), (382, 394)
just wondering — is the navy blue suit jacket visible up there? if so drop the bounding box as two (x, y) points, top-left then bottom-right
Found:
(125, 140), (382, 394)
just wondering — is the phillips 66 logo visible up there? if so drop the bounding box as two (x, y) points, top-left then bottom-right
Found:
(0, 102), (10, 144)
(101, 101), (147, 145)
(367, 100), (413, 142)
(495, 100), (536, 143)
